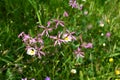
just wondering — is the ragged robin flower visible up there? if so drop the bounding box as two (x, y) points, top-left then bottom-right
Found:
(36, 46), (45, 58)
(63, 11), (69, 17)
(69, 0), (78, 8)
(62, 30), (76, 42)
(38, 21), (53, 37)
(74, 47), (84, 58)
(63, 35), (72, 42)
(69, 0), (83, 10)
(52, 19), (64, 28)
(81, 42), (93, 48)
(18, 32), (45, 58)
(18, 32), (31, 43)
(50, 32), (65, 46)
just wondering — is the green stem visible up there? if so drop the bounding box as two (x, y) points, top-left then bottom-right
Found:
(28, 0), (42, 25)
(42, 45), (54, 50)
(36, 11), (42, 25)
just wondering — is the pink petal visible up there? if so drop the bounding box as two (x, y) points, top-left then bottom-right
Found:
(18, 32), (24, 38)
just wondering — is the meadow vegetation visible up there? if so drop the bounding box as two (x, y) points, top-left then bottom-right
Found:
(0, 0), (120, 80)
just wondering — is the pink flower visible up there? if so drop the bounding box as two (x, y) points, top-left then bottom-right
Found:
(38, 21), (53, 37)
(45, 76), (50, 80)
(36, 46), (45, 58)
(29, 38), (36, 44)
(62, 30), (76, 42)
(66, 30), (76, 40)
(50, 32), (65, 46)
(35, 37), (44, 45)
(81, 42), (93, 48)
(35, 34), (44, 45)
(106, 32), (111, 38)
(69, 0), (83, 10)
(18, 32), (45, 58)
(47, 21), (51, 27)
(21, 78), (27, 80)
(26, 45), (45, 58)
(18, 32), (31, 43)
(74, 47), (84, 58)
(63, 34), (72, 42)
(18, 32), (43, 45)
(78, 4), (83, 10)
(63, 11), (69, 17)
(18, 32), (25, 38)
(52, 19), (64, 28)
(23, 34), (30, 42)
(69, 0), (78, 8)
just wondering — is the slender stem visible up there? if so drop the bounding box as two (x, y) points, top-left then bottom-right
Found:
(36, 11), (42, 25)
(28, 0), (42, 25)
(42, 45), (54, 50)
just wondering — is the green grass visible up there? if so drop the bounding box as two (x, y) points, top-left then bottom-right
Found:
(0, 0), (120, 80)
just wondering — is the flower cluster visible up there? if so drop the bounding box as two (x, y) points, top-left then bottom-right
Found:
(18, 8), (94, 60)
(81, 42), (93, 49)
(74, 42), (93, 58)
(17, 0), (115, 79)
(19, 13), (77, 58)
(18, 32), (45, 58)
(50, 30), (76, 46)
(69, 0), (83, 10)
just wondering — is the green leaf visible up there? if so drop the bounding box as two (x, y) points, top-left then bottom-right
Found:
(6, 68), (14, 80)
(109, 53), (120, 57)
